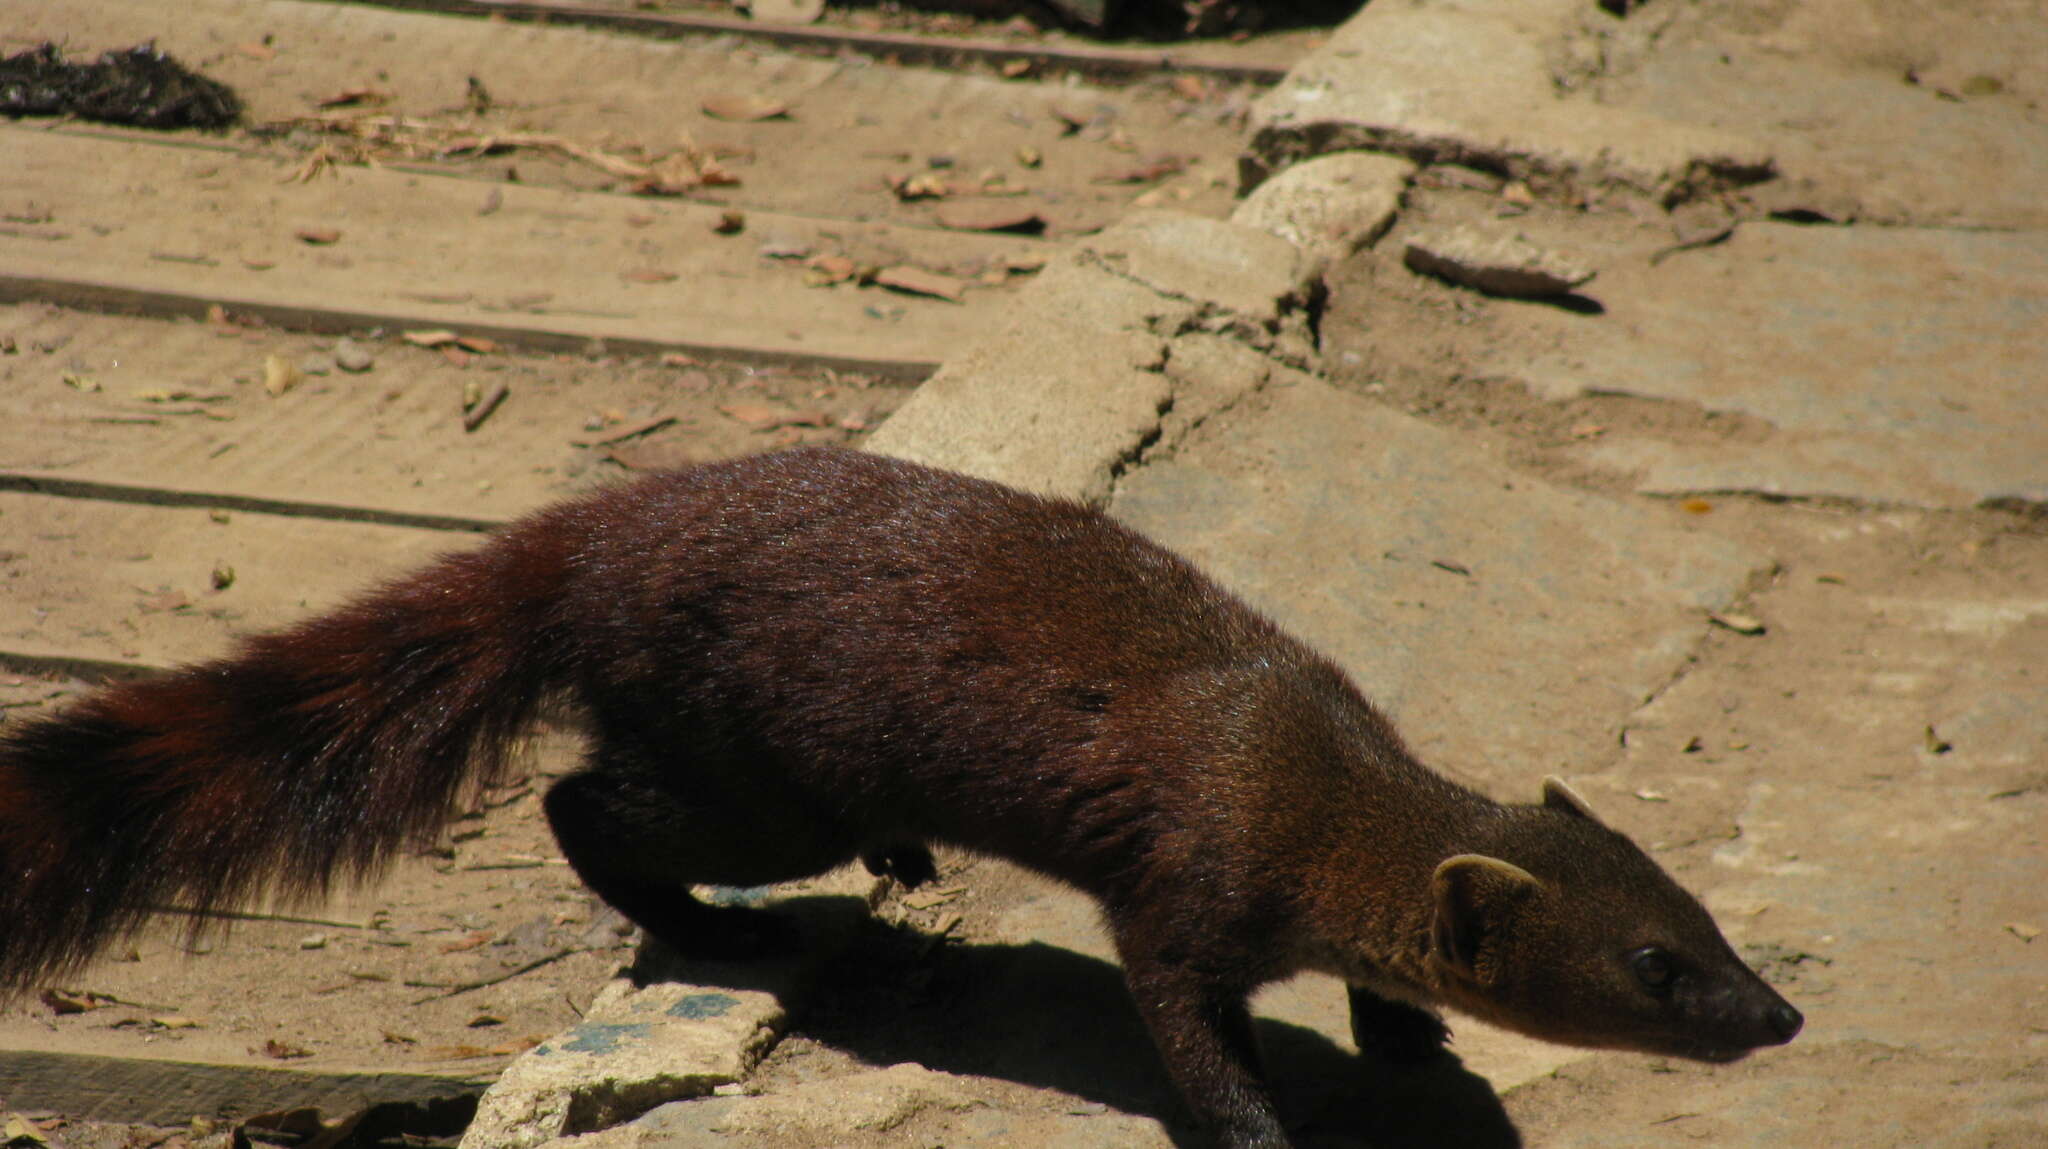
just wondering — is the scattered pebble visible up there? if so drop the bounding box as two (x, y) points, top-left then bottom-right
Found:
(333, 337), (374, 373)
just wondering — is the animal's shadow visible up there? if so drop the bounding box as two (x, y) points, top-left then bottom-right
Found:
(627, 895), (1522, 1148)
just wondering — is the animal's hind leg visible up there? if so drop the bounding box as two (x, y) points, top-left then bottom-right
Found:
(544, 761), (854, 960)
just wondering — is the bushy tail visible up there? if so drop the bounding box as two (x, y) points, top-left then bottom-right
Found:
(0, 519), (577, 993)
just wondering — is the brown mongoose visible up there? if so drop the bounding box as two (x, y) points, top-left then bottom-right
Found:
(0, 447), (1801, 1148)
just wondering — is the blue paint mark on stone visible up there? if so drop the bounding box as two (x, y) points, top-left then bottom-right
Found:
(704, 885), (773, 906)
(558, 1022), (653, 1054)
(668, 992), (740, 1020)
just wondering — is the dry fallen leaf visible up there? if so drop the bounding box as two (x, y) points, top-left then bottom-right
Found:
(256, 1039), (313, 1060)
(888, 172), (951, 201)
(804, 254), (859, 287)
(1709, 612), (1766, 636)
(606, 441), (700, 472)
(234, 41), (277, 61)
(2007, 922), (2041, 942)
(293, 227), (341, 245)
(314, 86), (388, 108)
(438, 929), (495, 955)
(718, 402), (789, 427)
(902, 886), (966, 910)
(933, 201), (1045, 234)
(455, 334), (500, 354)
(402, 329), (459, 348)
(701, 95), (791, 122)
(1093, 154), (1189, 184)
(137, 589), (192, 614)
(875, 265), (966, 302)
(263, 353), (301, 396)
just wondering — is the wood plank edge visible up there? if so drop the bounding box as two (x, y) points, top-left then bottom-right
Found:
(0, 471), (509, 534)
(0, 273), (941, 384)
(328, 0), (1291, 84)
(0, 1046), (487, 1126)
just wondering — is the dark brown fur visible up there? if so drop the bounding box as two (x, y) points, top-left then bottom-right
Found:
(0, 448), (1798, 1148)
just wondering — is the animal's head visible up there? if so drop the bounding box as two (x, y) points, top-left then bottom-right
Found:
(1425, 777), (1802, 1062)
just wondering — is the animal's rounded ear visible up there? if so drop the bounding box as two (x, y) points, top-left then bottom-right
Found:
(1542, 775), (1605, 825)
(1430, 854), (1541, 980)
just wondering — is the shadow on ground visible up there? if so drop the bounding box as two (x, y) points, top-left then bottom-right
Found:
(633, 896), (1521, 1148)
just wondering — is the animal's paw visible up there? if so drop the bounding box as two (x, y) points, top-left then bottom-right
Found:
(1348, 987), (1452, 1065)
(862, 843), (938, 889)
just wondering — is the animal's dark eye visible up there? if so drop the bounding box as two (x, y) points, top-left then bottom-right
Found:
(1631, 947), (1674, 991)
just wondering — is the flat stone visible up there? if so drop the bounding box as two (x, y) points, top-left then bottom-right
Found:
(1403, 226), (1596, 298)
(1502, 223), (2048, 508)
(463, 871), (879, 1148)
(459, 981), (786, 1149)
(1244, 0), (1772, 198)
(1231, 151), (1415, 276)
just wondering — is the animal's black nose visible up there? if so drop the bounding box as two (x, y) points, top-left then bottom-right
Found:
(1767, 1003), (1803, 1042)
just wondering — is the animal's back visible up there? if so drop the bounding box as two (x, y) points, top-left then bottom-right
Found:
(548, 448), (1334, 881)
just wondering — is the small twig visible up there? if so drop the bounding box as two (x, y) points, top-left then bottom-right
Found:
(463, 383), (510, 433)
(147, 905), (369, 930)
(412, 946), (586, 1004)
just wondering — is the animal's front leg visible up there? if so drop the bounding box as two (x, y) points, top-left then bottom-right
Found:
(1119, 952), (1291, 1149)
(1347, 983), (1451, 1064)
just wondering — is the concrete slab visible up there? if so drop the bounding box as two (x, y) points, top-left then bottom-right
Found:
(1584, 1), (2048, 229)
(1242, 0), (1771, 200)
(868, 212), (1307, 504)
(1504, 223), (2048, 508)
(1112, 376), (1768, 783)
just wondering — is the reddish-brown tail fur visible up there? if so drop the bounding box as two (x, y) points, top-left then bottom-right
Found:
(0, 519), (574, 993)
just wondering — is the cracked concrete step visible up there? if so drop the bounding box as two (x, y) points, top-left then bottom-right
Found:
(867, 210), (1316, 504)
(1242, 0), (1773, 201)
(1242, 0), (2048, 231)
(1, 129), (1046, 377)
(1108, 375), (1768, 806)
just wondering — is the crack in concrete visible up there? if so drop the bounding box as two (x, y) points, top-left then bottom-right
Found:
(1244, 122), (1775, 207)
